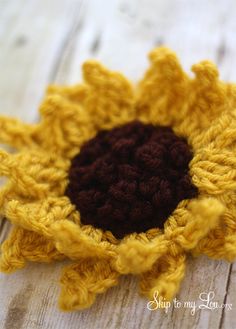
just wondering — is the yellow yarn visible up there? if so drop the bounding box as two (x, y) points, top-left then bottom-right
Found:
(0, 47), (236, 311)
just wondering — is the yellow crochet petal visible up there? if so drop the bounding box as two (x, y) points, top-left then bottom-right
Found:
(0, 150), (51, 199)
(46, 83), (88, 105)
(190, 108), (236, 151)
(165, 198), (225, 251)
(3, 197), (75, 238)
(82, 60), (135, 130)
(50, 220), (116, 260)
(222, 235), (236, 261)
(0, 226), (63, 273)
(226, 83), (236, 110)
(59, 258), (120, 311)
(190, 149), (236, 195)
(193, 234), (236, 262)
(0, 116), (36, 149)
(136, 47), (188, 126)
(0, 149), (68, 200)
(139, 253), (186, 303)
(1, 87), (95, 158)
(0, 182), (12, 210)
(33, 94), (96, 158)
(175, 61), (228, 138)
(114, 234), (169, 274)
(192, 207), (236, 261)
(190, 110), (236, 194)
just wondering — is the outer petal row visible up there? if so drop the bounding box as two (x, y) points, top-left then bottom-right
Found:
(0, 226), (63, 273)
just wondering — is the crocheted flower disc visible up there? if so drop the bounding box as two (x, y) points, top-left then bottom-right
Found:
(0, 47), (235, 312)
(66, 121), (197, 238)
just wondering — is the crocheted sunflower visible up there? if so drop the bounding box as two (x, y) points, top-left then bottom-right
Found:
(0, 47), (236, 311)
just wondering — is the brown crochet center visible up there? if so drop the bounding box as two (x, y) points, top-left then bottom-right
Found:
(66, 121), (198, 239)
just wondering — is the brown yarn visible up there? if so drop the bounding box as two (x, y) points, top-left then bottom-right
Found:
(66, 121), (198, 239)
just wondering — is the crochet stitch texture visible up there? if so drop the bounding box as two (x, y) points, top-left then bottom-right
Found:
(0, 47), (236, 311)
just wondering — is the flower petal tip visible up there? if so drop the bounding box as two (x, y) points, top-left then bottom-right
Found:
(148, 46), (178, 62)
(191, 60), (219, 82)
